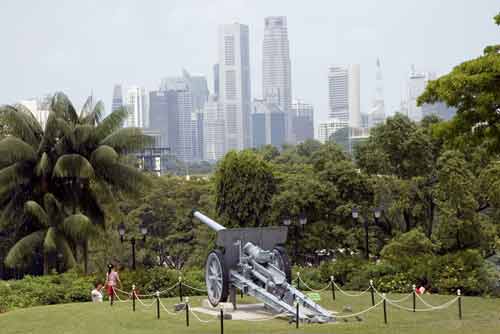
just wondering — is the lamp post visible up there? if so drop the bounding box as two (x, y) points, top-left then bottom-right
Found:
(283, 214), (307, 264)
(118, 222), (148, 270)
(352, 207), (379, 261)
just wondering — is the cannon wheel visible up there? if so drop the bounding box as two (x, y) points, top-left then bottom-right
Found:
(205, 249), (229, 307)
(272, 246), (292, 283)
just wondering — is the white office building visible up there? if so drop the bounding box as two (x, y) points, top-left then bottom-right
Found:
(125, 86), (148, 128)
(328, 65), (361, 128)
(262, 16), (293, 144)
(318, 119), (349, 143)
(218, 23), (252, 152)
(19, 96), (51, 129)
(406, 66), (435, 122)
(369, 58), (386, 128)
(203, 96), (226, 161)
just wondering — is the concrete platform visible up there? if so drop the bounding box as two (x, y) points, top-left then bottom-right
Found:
(191, 300), (288, 321)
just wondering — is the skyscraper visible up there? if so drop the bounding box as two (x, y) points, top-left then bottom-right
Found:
(213, 64), (220, 99)
(328, 65), (361, 128)
(149, 90), (177, 148)
(125, 86), (148, 128)
(369, 58), (385, 127)
(218, 23), (252, 151)
(111, 84), (124, 113)
(406, 65), (434, 122)
(203, 96), (226, 161)
(291, 100), (314, 143)
(251, 99), (286, 148)
(262, 16), (293, 143)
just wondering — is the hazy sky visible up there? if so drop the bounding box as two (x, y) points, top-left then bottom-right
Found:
(0, 0), (498, 127)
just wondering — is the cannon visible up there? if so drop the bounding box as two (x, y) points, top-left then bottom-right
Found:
(193, 211), (334, 323)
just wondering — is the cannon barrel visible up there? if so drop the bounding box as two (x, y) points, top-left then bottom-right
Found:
(192, 210), (226, 232)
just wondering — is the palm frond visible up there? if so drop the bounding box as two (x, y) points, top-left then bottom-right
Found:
(68, 124), (95, 153)
(80, 100), (104, 125)
(90, 145), (118, 167)
(95, 162), (151, 193)
(0, 162), (32, 197)
(43, 227), (57, 253)
(0, 105), (41, 148)
(0, 137), (36, 169)
(100, 127), (153, 153)
(79, 186), (105, 227)
(79, 95), (94, 119)
(95, 107), (128, 141)
(55, 234), (76, 268)
(24, 200), (49, 228)
(50, 92), (78, 124)
(61, 213), (95, 242)
(35, 152), (51, 178)
(52, 154), (95, 179)
(4, 230), (46, 268)
(43, 193), (63, 222)
(38, 113), (72, 154)
(13, 103), (44, 137)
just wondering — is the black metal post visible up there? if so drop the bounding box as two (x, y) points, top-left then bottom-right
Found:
(220, 309), (224, 334)
(156, 292), (160, 319)
(412, 285), (416, 313)
(458, 290), (462, 320)
(383, 297), (387, 324)
(370, 280), (375, 306)
(185, 302), (189, 327)
(297, 273), (300, 291)
(296, 302), (299, 328)
(294, 225), (299, 264)
(331, 276), (336, 301)
(132, 285), (136, 312)
(179, 277), (183, 302)
(131, 238), (136, 271)
(364, 219), (369, 260)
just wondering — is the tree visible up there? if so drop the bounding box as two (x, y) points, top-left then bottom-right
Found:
(0, 93), (151, 273)
(5, 193), (94, 274)
(418, 14), (500, 153)
(214, 150), (276, 227)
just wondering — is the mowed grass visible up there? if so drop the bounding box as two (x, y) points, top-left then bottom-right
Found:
(1, 291), (499, 334)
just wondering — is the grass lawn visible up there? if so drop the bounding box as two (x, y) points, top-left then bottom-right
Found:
(1, 290), (499, 334)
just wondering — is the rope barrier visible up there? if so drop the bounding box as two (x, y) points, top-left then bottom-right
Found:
(158, 298), (183, 316)
(333, 282), (372, 297)
(297, 277), (332, 292)
(334, 299), (384, 319)
(415, 293), (442, 309)
(372, 286), (413, 303)
(189, 308), (218, 323)
(182, 282), (208, 293)
(113, 289), (131, 303)
(385, 296), (459, 312)
(135, 295), (156, 307)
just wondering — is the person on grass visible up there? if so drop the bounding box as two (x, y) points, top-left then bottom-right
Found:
(105, 264), (122, 298)
(91, 283), (104, 303)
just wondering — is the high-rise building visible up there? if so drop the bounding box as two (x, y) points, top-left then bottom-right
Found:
(218, 23), (252, 151)
(406, 65), (435, 122)
(328, 65), (361, 128)
(213, 64), (220, 99)
(19, 94), (51, 129)
(251, 99), (286, 148)
(182, 69), (209, 112)
(262, 16), (293, 144)
(369, 58), (385, 127)
(291, 100), (314, 143)
(192, 111), (205, 161)
(111, 84), (124, 113)
(125, 86), (148, 128)
(148, 90), (177, 149)
(318, 119), (349, 144)
(203, 96), (226, 161)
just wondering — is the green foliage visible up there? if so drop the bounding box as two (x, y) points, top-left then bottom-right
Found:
(215, 150), (277, 227)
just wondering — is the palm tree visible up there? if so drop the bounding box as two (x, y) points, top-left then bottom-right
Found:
(5, 193), (94, 274)
(0, 92), (152, 273)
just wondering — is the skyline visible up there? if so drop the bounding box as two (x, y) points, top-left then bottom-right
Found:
(0, 0), (498, 130)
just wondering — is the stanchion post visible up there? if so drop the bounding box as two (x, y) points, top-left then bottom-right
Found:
(297, 272), (300, 291)
(296, 302), (299, 329)
(220, 308), (224, 334)
(457, 289), (462, 320)
(185, 297), (189, 327)
(330, 276), (336, 301)
(412, 284), (416, 313)
(156, 291), (160, 319)
(382, 293), (387, 324)
(370, 279), (375, 306)
(179, 276), (183, 302)
(132, 284), (136, 312)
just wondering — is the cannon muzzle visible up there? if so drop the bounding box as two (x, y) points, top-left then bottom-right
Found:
(192, 210), (226, 232)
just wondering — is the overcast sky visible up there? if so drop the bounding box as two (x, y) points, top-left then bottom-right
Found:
(0, 0), (498, 127)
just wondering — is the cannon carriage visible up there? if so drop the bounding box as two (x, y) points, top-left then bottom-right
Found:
(193, 210), (334, 323)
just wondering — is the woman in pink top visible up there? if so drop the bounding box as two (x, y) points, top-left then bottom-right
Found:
(105, 264), (122, 297)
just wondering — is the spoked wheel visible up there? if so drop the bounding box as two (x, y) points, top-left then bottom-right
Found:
(205, 249), (229, 307)
(272, 246), (292, 283)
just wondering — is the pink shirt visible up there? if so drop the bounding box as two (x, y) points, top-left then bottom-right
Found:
(107, 271), (119, 286)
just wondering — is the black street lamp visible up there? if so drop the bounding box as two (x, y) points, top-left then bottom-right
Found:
(118, 222), (148, 270)
(283, 214), (307, 264)
(352, 207), (382, 260)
